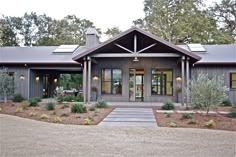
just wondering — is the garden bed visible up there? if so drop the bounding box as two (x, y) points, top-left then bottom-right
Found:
(0, 102), (113, 125)
(154, 108), (236, 131)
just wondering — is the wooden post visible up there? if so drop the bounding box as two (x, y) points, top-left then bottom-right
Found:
(87, 56), (91, 104)
(83, 59), (87, 103)
(186, 57), (190, 107)
(181, 56), (185, 106)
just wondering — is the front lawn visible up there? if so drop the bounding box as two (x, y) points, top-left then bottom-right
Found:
(0, 102), (113, 125)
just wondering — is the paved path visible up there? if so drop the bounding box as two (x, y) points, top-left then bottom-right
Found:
(1, 114), (236, 157)
(99, 108), (157, 127)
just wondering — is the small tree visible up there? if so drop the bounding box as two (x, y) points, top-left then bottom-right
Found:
(0, 67), (15, 103)
(189, 73), (228, 115)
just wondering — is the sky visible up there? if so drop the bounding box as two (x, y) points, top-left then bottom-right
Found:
(0, 0), (220, 40)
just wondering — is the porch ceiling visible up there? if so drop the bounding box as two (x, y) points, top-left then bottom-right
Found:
(72, 27), (201, 63)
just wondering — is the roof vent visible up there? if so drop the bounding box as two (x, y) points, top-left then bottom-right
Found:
(187, 44), (206, 52)
(53, 45), (79, 53)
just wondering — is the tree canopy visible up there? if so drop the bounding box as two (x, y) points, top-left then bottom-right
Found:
(0, 12), (101, 46)
(133, 0), (235, 44)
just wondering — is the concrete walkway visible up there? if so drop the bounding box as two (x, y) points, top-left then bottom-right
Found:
(99, 108), (157, 127)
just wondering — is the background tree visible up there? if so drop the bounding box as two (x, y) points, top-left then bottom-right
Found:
(133, 0), (234, 44)
(104, 26), (122, 38)
(208, 0), (236, 40)
(0, 67), (15, 103)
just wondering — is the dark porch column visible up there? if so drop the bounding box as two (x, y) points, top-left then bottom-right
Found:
(181, 56), (185, 106)
(186, 57), (190, 107)
(83, 59), (87, 103)
(87, 56), (91, 104)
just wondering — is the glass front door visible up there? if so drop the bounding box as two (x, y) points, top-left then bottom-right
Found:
(129, 69), (144, 101)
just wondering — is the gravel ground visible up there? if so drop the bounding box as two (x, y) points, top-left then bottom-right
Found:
(0, 114), (236, 157)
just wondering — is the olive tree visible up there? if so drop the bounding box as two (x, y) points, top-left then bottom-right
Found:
(0, 67), (15, 103)
(189, 73), (228, 115)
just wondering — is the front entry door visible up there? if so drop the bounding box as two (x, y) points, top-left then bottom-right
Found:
(129, 69), (144, 101)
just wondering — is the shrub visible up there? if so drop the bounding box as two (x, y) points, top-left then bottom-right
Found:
(166, 113), (171, 118)
(46, 102), (55, 110)
(12, 94), (24, 102)
(74, 94), (84, 102)
(71, 103), (87, 113)
(206, 119), (216, 128)
(31, 97), (41, 102)
(222, 99), (232, 106)
(189, 73), (228, 115)
(169, 121), (177, 127)
(15, 107), (22, 113)
(181, 113), (192, 119)
(63, 95), (75, 102)
(162, 101), (175, 110)
(54, 117), (62, 123)
(40, 114), (50, 119)
(89, 106), (96, 111)
(188, 119), (197, 124)
(60, 113), (69, 117)
(226, 108), (236, 118)
(61, 103), (69, 109)
(29, 98), (38, 107)
(95, 100), (108, 108)
(83, 118), (92, 125)
(20, 100), (29, 109)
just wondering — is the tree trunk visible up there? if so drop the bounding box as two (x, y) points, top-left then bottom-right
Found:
(4, 90), (7, 103)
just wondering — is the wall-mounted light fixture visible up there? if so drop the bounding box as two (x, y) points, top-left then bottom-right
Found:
(176, 76), (182, 82)
(35, 76), (40, 81)
(20, 75), (25, 80)
(92, 75), (99, 80)
(54, 78), (58, 83)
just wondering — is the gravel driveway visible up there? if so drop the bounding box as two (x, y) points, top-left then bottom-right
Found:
(0, 114), (236, 157)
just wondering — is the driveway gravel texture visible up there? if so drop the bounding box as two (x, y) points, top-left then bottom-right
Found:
(0, 114), (236, 157)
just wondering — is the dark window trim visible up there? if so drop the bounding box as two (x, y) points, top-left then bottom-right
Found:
(151, 68), (173, 96)
(101, 68), (122, 95)
(230, 73), (236, 89)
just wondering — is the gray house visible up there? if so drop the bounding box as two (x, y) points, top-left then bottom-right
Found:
(0, 27), (236, 104)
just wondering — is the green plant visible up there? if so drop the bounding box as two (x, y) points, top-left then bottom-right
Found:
(60, 113), (69, 117)
(63, 95), (75, 102)
(74, 94), (84, 102)
(95, 100), (108, 108)
(15, 107), (22, 113)
(206, 119), (216, 128)
(226, 108), (236, 118)
(54, 117), (62, 123)
(189, 73), (228, 115)
(40, 114), (50, 119)
(188, 119), (197, 124)
(89, 106), (96, 111)
(61, 103), (69, 109)
(31, 97), (41, 102)
(12, 94), (24, 102)
(169, 121), (177, 127)
(20, 100), (29, 109)
(83, 118), (92, 125)
(46, 102), (55, 110)
(29, 98), (38, 107)
(71, 103), (87, 113)
(222, 99), (232, 106)
(166, 113), (171, 118)
(162, 100), (175, 110)
(181, 113), (192, 119)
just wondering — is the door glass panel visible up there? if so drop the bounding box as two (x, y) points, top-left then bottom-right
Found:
(129, 69), (135, 101)
(129, 69), (144, 101)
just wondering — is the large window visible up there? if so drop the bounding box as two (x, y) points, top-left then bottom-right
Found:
(152, 69), (173, 95)
(102, 69), (122, 94)
(230, 73), (236, 89)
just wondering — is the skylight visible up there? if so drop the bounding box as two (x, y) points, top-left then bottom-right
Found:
(53, 45), (79, 53)
(187, 44), (206, 52)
